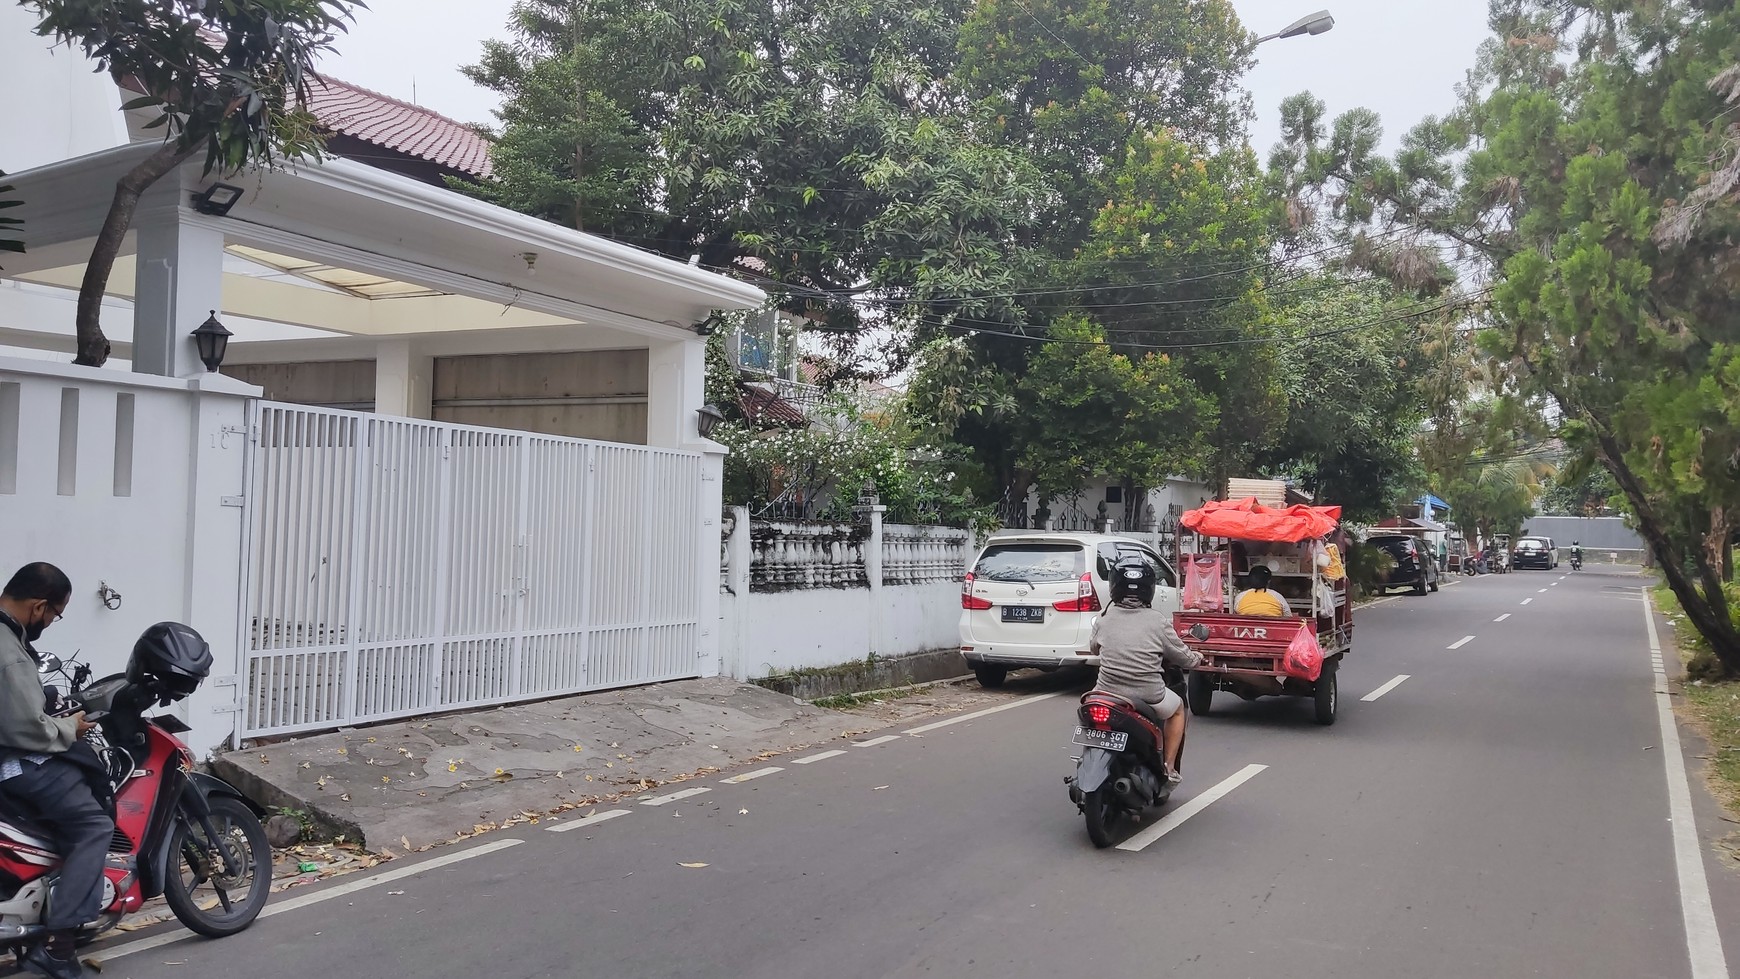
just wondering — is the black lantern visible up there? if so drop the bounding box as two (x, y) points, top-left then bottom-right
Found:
(191, 311), (232, 373)
(696, 404), (726, 439)
(192, 182), (244, 216)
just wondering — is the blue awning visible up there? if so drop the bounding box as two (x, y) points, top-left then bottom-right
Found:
(1417, 494), (1451, 513)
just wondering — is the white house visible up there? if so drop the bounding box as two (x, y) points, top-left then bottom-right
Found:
(0, 23), (764, 754)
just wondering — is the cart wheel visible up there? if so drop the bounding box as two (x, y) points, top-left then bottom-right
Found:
(973, 664), (1008, 689)
(1187, 671), (1214, 716)
(1313, 661), (1338, 726)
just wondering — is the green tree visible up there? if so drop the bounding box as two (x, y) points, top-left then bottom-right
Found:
(1268, 2), (1740, 672)
(1256, 278), (1431, 522)
(20, 0), (361, 366)
(1013, 317), (1210, 500)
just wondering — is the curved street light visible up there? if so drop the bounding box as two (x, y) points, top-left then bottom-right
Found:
(1255, 9), (1335, 45)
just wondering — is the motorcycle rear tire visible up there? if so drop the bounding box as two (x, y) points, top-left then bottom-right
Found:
(164, 796), (273, 938)
(1083, 788), (1120, 849)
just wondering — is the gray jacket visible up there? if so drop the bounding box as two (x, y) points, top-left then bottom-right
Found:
(1090, 602), (1203, 694)
(0, 617), (79, 755)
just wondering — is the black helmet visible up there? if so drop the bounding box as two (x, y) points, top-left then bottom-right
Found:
(1110, 558), (1155, 607)
(126, 622), (213, 701)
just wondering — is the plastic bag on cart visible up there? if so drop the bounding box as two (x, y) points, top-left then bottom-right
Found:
(1281, 625), (1324, 682)
(1182, 555), (1225, 612)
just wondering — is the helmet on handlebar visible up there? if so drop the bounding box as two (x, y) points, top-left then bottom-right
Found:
(1109, 558), (1155, 608)
(126, 622), (213, 701)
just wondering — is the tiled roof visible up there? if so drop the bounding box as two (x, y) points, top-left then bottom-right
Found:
(118, 70), (493, 179)
(738, 384), (807, 428)
(306, 75), (493, 179)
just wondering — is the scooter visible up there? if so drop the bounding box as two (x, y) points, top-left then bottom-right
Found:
(1571, 554), (1583, 571)
(2, 627), (272, 970)
(1064, 667), (1187, 849)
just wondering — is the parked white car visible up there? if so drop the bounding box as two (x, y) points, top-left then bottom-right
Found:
(959, 533), (1180, 688)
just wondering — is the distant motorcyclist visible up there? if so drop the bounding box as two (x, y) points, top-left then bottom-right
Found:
(1571, 541), (1583, 569)
(1089, 560), (1202, 783)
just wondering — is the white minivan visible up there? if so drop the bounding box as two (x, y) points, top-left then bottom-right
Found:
(958, 533), (1180, 688)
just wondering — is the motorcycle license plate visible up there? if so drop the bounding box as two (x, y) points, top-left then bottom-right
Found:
(1001, 605), (1046, 623)
(1072, 726), (1128, 751)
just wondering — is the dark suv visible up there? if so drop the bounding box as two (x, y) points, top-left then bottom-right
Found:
(1368, 534), (1440, 596)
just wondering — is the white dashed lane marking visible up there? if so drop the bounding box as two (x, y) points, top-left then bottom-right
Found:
(721, 766), (783, 784)
(546, 809), (632, 833)
(1362, 675), (1411, 702)
(853, 735), (901, 747)
(793, 749), (847, 765)
(1447, 636), (1475, 650)
(1495, 613), (1511, 622)
(641, 787), (711, 806)
(904, 692), (1066, 735)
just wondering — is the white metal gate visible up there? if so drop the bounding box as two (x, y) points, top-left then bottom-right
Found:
(236, 402), (705, 739)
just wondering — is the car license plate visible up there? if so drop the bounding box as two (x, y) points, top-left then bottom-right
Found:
(1001, 605), (1046, 623)
(1072, 726), (1128, 751)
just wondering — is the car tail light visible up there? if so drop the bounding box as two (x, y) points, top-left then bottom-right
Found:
(1087, 704), (1112, 727)
(961, 573), (992, 610)
(1053, 573), (1101, 612)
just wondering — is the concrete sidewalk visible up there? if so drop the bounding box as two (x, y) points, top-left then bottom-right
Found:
(212, 678), (864, 852)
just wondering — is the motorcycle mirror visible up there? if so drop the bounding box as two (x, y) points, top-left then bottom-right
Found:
(1189, 623), (1210, 642)
(36, 653), (62, 675)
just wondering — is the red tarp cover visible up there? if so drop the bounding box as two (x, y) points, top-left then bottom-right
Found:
(1181, 498), (1343, 543)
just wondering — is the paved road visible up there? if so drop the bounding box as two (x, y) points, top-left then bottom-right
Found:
(86, 566), (1740, 978)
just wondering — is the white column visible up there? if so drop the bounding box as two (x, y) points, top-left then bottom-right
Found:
(177, 371), (261, 756)
(694, 447), (727, 677)
(646, 336), (705, 449)
(131, 216), (225, 378)
(374, 339), (432, 418)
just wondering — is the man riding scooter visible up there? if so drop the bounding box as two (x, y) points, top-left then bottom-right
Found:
(1571, 541), (1583, 571)
(1089, 560), (1203, 783)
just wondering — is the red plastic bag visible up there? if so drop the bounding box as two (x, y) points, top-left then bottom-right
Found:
(1282, 624), (1324, 682)
(1182, 555), (1224, 612)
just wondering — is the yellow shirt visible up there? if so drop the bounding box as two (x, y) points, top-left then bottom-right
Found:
(1234, 588), (1290, 617)
(1320, 542), (1346, 581)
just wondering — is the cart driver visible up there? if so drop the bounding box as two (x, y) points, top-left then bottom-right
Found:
(1234, 565), (1290, 617)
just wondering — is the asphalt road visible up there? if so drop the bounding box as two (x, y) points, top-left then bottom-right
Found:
(86, 566), (1740, 979)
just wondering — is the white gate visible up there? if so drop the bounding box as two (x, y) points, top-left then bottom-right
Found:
(236, 402), (705, 739)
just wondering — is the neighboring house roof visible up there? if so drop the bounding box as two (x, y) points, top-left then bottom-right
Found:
(118, 71), (493, 181)
(306, 76), (493, 179)
(738, 383), (807, 428)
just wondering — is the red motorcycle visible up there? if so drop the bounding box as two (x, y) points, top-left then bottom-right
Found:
(0, 624), (272, 964)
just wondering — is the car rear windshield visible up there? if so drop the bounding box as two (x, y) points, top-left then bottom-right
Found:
(1517, 539), (1546, 550)
(973, 543), (1086, 583)
(1369, 536), (1416, 554)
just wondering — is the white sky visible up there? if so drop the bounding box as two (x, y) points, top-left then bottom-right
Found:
(323, 0), (1494, 155)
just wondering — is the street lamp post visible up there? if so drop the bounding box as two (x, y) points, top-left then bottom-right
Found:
(1255, 9), (1335, 45)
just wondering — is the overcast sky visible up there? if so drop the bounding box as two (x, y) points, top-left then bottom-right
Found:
(323, 0), (1493, 157)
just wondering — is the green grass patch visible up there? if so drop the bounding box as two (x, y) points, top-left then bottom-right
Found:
(813, 684), (931, 710)
(1651, 581), (1740, 817)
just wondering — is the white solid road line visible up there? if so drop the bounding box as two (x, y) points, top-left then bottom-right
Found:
(1361, 675), (1411, 702)
(1521, 598), (1534, 605)
(1495, 613), (1512, 622)
(546, 808), (632, 833)
(852, 735), (901, 747)
(1642, 589), (1730, 978)
(1117, 764), (1269, 852)
(793, 749), (847, 764)
(92, 838), (527, 965)
(641, 786), (712, 806)
(1447, 636), (1475, 650)
(905, 691), (1065, 735)
(721, 766), (784, 784)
